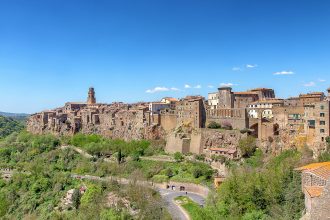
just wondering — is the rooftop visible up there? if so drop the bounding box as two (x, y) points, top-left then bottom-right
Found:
(233, 92), (258, 95)
(249, 88), (274, 91)
(295, 162), (330, 180)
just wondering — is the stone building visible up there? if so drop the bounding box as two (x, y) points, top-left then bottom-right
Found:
(148, 102), (171, 115)
(207, 92), (218, 110)
(87, 87), (96, 105)
(304, 100), (330, 144)
(160, 97), (178, 109)
(176, 96), (206, 128)
(206, 87), (277, 140)
(27, 88), (164, 140)
(247, 99), (284, 119)
(27, 86), (330, 157)
(296, 162), (330, 220)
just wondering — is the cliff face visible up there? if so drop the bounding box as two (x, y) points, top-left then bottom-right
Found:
(27, 102), (165, 140)
(165, 127), (244, 154)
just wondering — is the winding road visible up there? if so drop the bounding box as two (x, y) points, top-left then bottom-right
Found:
(62, 146), (207, 220)
(159, 189), (205, 220)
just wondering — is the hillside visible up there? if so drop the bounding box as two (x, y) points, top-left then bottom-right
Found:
(0, 116), (25, 138)
(0, 112), (29, 121)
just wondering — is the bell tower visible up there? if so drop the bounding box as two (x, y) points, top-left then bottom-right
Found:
(87, 87), (96, 105)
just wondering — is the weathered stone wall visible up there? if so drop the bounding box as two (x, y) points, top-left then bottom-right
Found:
(27, 103), (165, 141)
(309, 179), (330, 220)
(165, 128), (243, 154)
(160, 113), (177, 132)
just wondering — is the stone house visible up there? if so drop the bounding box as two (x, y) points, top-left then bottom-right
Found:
(296, 162), (330, 220)
(304, 100), (330, 144)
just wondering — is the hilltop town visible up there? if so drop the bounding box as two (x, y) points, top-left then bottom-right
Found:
(27, 86), (330, 158)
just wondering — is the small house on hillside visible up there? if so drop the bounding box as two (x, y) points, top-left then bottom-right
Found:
(295, 162), (330, 220)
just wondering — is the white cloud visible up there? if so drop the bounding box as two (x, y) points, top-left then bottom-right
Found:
(273, 71), (294, 75)
(220, 83), (235, 87)
(207, 85), (214, 88)
(303, 81), (316, 87)
(318, 79), (326, 82)
(194, 85), (202, 89)
(246, 64), (258, 68)
(145, 86), (179, 93)
(232, 67), (242, 71)
(184, 84), (191, 89)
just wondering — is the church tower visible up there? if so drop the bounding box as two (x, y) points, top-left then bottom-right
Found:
(87, 87), (96, 105)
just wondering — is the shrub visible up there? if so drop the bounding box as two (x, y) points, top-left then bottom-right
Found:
(192, 168), (203, 178)
(174, 152), (184, 162)
(194, 154), (205, 161)
(72, 189), (81, 209)
(239, 136), (257, 158)
(207, 121), (221, 129)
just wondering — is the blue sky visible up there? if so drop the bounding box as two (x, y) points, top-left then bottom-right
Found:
(0, 0), (330, 113)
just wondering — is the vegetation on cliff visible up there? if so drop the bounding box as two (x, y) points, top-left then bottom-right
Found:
(180, 150), (306, 220)
(0, 116), (25, 138)
(0, 131), (169, 219)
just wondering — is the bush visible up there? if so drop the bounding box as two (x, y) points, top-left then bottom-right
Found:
(194, 154), (205, 161)
(239, 136), (257, 158)
(207, 121), (221, 129)
(192, 168), (203, 178)
(240, 128), (250, 134)
(72, 189), (81, 209)
(174, 152), (184, 162)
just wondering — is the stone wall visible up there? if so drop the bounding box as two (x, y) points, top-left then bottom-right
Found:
(308, 179), (330, 220)
(165, 128), (243, 154)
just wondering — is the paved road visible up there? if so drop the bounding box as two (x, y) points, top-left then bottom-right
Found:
(64, 146), (208, 220)
(159, 189), (205, 220)
(71, 174), (206, 220)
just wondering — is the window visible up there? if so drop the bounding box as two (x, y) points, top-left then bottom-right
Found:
(320, 121), (326, 125)
(320, 113), (325, 117)
(321, 105), (324, 110)
(320, 129), (325, 133)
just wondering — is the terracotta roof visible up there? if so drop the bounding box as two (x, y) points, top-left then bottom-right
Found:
(295, 162), (330, 171)
(305, 186), (323, 198)
(162, 97), (179, 102)
(296, 162), (330, 180)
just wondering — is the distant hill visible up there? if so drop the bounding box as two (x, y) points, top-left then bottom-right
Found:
(0, 111), (30, 121)
(0, 115), (25, 138)
(0, 111), (30, 117)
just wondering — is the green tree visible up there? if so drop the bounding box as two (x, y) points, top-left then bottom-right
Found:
(72, 189), (81, 209)
(207, 121), (221, 129)
(117, 149), (122, 164)
(165, 168), (174, 178)
(239, 136), (257, 158)
(192, 168), (203, 178)
(174, 152), (184, 162)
